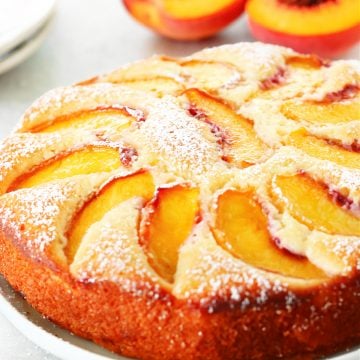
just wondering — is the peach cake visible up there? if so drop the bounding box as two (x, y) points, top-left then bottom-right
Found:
(0, 42), (359, 360)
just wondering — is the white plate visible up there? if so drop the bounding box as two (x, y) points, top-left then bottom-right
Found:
(0, 0), (56, 56)
(0, 18), (52, 75)
(0, 275), (359, 360)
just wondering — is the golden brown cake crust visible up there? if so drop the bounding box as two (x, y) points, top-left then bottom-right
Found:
(0, 42), (360, 359)
(1, 229), (360, 360)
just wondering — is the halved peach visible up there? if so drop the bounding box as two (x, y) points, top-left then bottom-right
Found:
(214, 189), (326, 279)
(184, 88), (270, 167)
(286, 130), (360, 169)
(66, 170), (155, 262)
(140, 184), (199, 283)
(246, 0), (360, 58)
(32, 107), (135, 133)
(123, 0), (246, 40)
(281, 97), (360, 125)
(11, 145), (123, 191)
(273, 174), (360, 236)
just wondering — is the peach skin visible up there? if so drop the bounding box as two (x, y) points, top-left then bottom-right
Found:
(246, 0), (360, 58)
(123, 0), (246, 40)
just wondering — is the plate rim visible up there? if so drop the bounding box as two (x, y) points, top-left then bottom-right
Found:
(0, 18), (53, 76)
(0, 0), (57, 56)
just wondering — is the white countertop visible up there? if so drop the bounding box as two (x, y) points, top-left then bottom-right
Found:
(0, 0), (359, 359)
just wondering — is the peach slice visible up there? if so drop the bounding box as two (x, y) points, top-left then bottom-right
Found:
(246, 0), (360, 58)
(273, 174), (360, 236)
(180, 60), (240, 90)
(123, 0), (246, 40)
(281, 98), (360, 125)
(286, 130), (360, 169)
(140, 185), (199, 283)
(12, 146), (122, 191)
(120, 76), (184, 96)
(184, 88), (269, 167)
(262, 56), (324, 91)
(286, 55), (326, 70)
(214, 190), (326, 279)
(66, 170), (155, 263)
(33, 107), (134, 133)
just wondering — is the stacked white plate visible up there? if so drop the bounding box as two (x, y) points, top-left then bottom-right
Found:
(0, 0), (56, 75)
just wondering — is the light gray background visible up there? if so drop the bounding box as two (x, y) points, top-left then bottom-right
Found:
(0, 0), (359, 359)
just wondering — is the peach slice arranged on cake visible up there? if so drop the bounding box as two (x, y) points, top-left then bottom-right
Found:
(281, 96), (360, 125)
(123, 0), (246, 40)
(31, 106), (135, 133)
(184, 88), (270, 167)
(67, 170), (155, 262)
(286, 130), (360, 169)
(272, 174), (360, 236)
(214, 189), (327, 279)
(246, 0), (360, 57)
(140, 184), (199, 283)
(10, 145), (124, 191)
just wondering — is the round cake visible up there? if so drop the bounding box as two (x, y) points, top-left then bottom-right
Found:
(0, 42), (359, 360)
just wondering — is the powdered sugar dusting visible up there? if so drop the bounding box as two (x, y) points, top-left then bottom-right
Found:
(0, 184), (67, 257)
(0, 133), (62, 185)
(0, 131), (104, 195)
(0, 174), (109, 262)
(71, 198), (163, 286)
(0, 42), (359, 307)
(190, 42), (294, 82)
(136, 96), (227, 184)
(174, 223), (293, 312)
(19, 84), (154, 132)
(332, 236), (360, 269)
(194, 256), (289, 313)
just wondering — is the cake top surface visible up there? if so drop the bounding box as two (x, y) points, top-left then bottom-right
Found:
(0, 42), (359, 310)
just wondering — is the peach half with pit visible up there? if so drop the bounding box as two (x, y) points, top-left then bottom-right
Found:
(123, 0), (246, 40)
(246, 0), (360, 58)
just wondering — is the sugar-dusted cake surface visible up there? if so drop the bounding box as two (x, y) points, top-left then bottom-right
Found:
(0, 42), (359, 359)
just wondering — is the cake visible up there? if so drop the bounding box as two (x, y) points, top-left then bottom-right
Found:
(0, 42), (359, 359)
